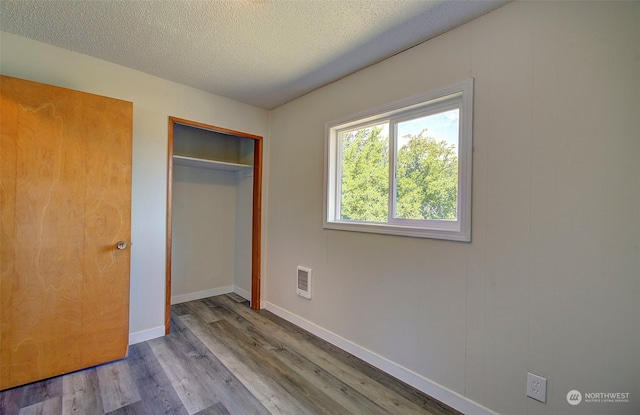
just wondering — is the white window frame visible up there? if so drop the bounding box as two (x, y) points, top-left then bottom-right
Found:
(324, 79), (473, 241)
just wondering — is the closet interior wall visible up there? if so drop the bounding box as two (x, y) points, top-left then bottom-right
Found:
(171, 124), (254, 303)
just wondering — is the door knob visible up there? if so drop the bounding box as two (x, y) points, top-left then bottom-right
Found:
(116, 241), (128, 250)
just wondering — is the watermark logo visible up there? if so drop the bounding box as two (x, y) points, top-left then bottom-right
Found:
(567, 390), (582, 405)
(566, 390), (630, 405)
(584, 392), (630, 403)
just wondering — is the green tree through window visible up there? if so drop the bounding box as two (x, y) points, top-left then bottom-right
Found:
(340, 127), (458, 222)
(396, 129), (458, 221)
(340, 125), (388, 222)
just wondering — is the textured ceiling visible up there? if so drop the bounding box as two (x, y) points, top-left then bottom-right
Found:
(0, 0), (508, 109)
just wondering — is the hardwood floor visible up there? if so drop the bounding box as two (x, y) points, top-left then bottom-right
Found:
(0, 294), (462, 415)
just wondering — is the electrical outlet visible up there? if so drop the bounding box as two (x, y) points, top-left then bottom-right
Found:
(527, 372), (547, 403)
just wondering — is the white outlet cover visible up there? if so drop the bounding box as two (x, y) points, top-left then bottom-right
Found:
(527, 372), (547, 403)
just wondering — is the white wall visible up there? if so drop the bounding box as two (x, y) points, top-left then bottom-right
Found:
(171, 166), (254, 302)
(170, 125), (254, 303)
(234, 137), (256, 297)
(0, 31), (269, 341)
(234, 172), (254, 296)
(265, 2), (639, 415)
(171, 165), (237, 299)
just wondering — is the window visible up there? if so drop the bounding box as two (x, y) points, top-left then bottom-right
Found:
(324, 79), (473, 241)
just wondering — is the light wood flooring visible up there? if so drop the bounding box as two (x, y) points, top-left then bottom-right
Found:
(0, 293), (462, 415)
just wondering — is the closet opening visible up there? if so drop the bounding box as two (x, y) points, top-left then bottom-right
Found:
(165, 116), (263, 334)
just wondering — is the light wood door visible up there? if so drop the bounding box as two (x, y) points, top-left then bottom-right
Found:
(0, 75), (133, 390)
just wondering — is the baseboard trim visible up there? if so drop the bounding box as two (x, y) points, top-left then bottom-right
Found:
(263, 302), (497, 415)
(233, 286), (251, 301)
(131, 286), (246, 345)
(129, 325), (165, 345)
(171, 286), (234, 305)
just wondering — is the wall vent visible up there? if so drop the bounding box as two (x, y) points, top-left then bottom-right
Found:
(296, 266), (312, 299)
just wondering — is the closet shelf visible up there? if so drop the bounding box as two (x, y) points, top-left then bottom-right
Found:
(173, 155), (252, 171)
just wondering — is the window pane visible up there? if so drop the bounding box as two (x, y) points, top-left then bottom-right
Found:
(339, 124), (389, 221)
(395, 109), (459, 220)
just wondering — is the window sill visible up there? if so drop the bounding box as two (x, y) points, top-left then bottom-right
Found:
(323, 220), (470, 242)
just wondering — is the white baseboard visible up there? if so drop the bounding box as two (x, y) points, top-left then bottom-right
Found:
(131, 286), (250, 345)
(171, 286), (234, 305)
(263, 302), (497, 415)
(129, 325), (165, 345)
(233, 286), (251, 301)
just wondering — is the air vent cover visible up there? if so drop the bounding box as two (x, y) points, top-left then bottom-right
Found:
(297, 266), (312, 299)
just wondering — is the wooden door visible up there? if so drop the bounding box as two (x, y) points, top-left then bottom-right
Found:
(0, 75), (133, 390)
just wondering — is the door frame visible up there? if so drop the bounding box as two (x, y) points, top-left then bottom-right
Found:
(165, 116), (263, 333)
